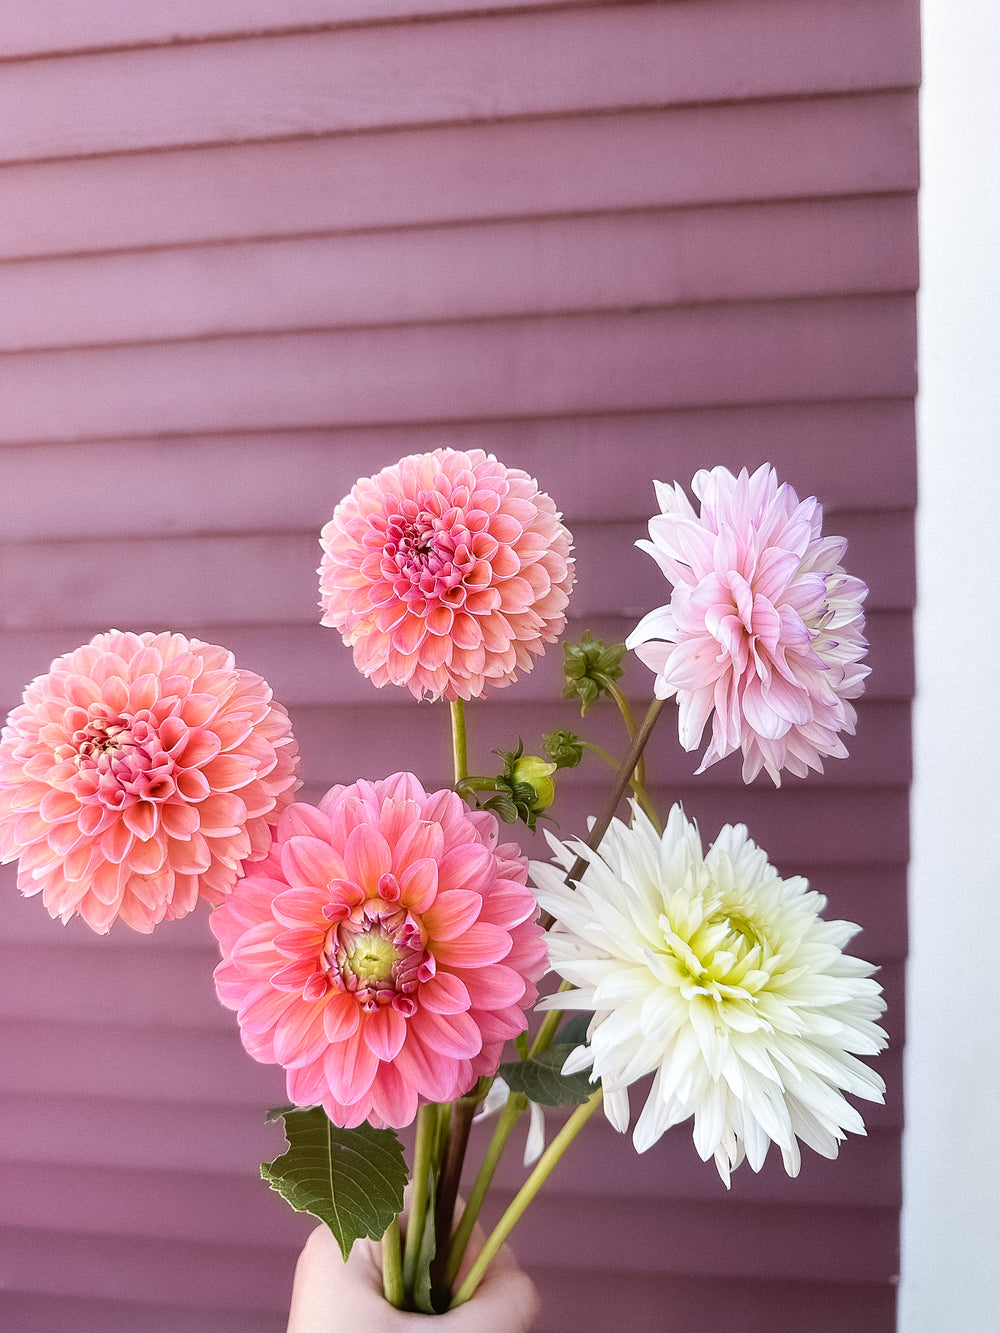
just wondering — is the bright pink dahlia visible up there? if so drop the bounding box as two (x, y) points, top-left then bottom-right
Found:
(211, 773), (548, 1129)
(0, 631), (300, 934)
(318, 450), (574, 701)
(626, 466), (870, 784)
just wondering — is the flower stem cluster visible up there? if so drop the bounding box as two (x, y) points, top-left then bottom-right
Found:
(0, 452), (883, 1321)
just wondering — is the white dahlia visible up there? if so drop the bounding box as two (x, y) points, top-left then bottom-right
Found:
(530, 805), (886, 1186)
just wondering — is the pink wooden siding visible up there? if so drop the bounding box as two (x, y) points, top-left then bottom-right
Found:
(0, 1), (917, 1329)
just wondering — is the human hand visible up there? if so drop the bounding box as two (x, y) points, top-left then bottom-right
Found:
(286, 1222), (540, 1333)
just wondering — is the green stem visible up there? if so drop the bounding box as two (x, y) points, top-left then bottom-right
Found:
(449, 1090), (604, 1309)
(579, 739), (621, 770)
(381, 1215), (405, 1308)
(450, 699), (469, 785)
(566, 697), (666, 886)
(429, 1093), (479, 1309)
(444, 1090), (527, 1287)
(402, 1103), (438, 1294)
(580, 741), (661, 830)
(601, 676), (639, 739)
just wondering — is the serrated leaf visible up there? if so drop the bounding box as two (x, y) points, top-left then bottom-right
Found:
(262, 1107), (407, 1259)
(498, 1043), (598, 1106)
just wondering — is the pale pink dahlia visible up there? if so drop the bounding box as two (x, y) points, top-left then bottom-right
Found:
(211, 773), (548, 1129)
(626, 466), (870, 784)
(318, 450), (574, 701)
(0, 631), (300, 934)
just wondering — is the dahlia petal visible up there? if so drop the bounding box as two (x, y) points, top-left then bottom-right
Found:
(321, 993), (360, 1043)
(273, 1002), (330, 1069)
(196, 792), (248, 837)
(100, 820), (135, 864)
(37, 788), (80, 823)
(418, 971), (472, 1014)
(344, 823), (392, 891)
(459, 963), (526, 1008)
(281, 836), (343, 892)
(366, 1060), (420, 1129)
(422, 888), (483, 940)
(362, 1006), (408, 1062)
(433, 922), (513, 967)
(323, 1031), (380, 1104)
(398, 857), (439, 912)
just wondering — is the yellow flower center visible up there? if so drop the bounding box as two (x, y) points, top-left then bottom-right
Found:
(663, 892), (774, 1002)
(343, 928), (400, 987)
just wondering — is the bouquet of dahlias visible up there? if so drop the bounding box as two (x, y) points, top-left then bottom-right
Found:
(0, 451), (886, 1318)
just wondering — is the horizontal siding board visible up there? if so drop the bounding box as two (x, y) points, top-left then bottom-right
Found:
(0, 95), (920, 260)
(534, 1272), (895, 1333)
(0, 1227), (297, 1313)
(481, 1193), (901, 1284)
(0, 1171), (900, 1292)
(0, 296), (918, 444)
(0, 402), (919, 535)
(0, 1226), (897, 1328)
(0, 0), (921, 68)
(0, 1093), (295, 1174)
(0, 1006), (902, 1110)
(0, 875), (905, 1022)
(0, 943), (232, 1029)
(0, 1017), (289, 1105)
(2, 1163), (308, 1248)
(0, 0), (591, 59)
(274, 696), (912, 790)
(0, 1293), (281, 1333)
(0, 1273), (895, 1333)
(0, 858), (907, 952)
(0, 507), (913, 633)
(0, 1166), (900, 1286)
(0, 3), (920, 165)
(0, 195), (919, 353)
(0, 609), (914, 714)
(0, 1088), (900, 1207)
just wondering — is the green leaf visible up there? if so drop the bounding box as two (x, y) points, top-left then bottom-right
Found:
(261, 1107), (408, 1260)
(554, 1013), (593, 1047)
(498, 1043), (598, 1107)
(264, 1104), (297, 1123)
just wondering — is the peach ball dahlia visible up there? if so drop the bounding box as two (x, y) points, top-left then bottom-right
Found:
(0, 631), (300, 933)
(318, 450), (574, 701)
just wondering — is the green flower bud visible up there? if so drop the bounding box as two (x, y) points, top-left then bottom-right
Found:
(542, 728), (584, 769)
(561, 631), (627, 716)
(510, 755), (557, 812)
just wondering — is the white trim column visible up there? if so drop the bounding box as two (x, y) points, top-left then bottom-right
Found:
(902, 4), (1000, 1328)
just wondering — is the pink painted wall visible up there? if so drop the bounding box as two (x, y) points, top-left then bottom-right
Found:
(0, 2), (917, 1328)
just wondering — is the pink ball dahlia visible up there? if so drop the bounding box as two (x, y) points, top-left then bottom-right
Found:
(318, 450), (574, 701)
(626, 466), (870, 785)
(0, 631), (300, 933)
(211, 773), (548, 1129)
